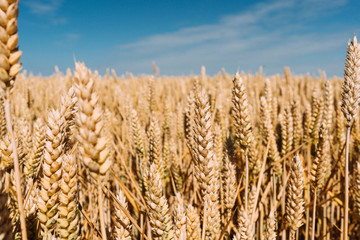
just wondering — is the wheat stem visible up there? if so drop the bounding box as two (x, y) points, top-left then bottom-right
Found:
(344, 127), (350, 240)
(311, 190), (317, 240)
(4, 94), (27, 240)
(98, 180), (108, 240)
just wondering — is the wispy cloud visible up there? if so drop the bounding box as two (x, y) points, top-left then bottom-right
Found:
(65, 33), (81, 41)
(108, 0), (351, 76)
(24, 0), (64, 15)
(23, 0), (66, 25)
(53, 33), (81, 47)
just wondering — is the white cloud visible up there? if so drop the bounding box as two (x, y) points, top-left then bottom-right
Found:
(66, 33), (81, 40)
(105, 0), (351, 76)
(24, 0), (64, 15)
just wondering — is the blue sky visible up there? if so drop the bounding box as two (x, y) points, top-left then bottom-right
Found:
(19, 0), (360, 77)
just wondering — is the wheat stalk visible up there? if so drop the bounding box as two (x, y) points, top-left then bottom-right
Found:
(341, 35), (360, 240)
(310, 123), (330, 240)
(0, 1), (26, 237)
(74, 62), (111, 240)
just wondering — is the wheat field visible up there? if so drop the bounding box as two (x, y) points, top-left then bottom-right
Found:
(1, 1), (360, 240)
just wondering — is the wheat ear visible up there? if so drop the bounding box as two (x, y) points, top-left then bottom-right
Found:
(59, 87), (77, 153)
(354, 162), (360, 216)
(0, 1), (26, 237)
(0, 0), (22, 89)
(130, 108), (147, 159)
(260, 96), (281, 176)
(309, 93), (324, 141)
(74, 62), (111, 240)
(264, 78), (274, 124)
(173, 193), (186, 240)
(186, 205), (201, 240)
(323, 80), (333, 131)
(286, 154), (305, 240)
(342, 36), (360, 127)
(232, 72), (257, 173)
(203, 160), (221, 239)
(0, 96), (6, 138)
(113, 189), (132, 240)
(247, 184), (258, 222)
(280, 105), (293, 156)
(18, 119), (32, 167)
(58, 154), (80, 240)
(291, 98), (302, 149)
(74, 62), (111, 179)
(171, 148), (183, 192)
(265, 210), (277, 240)
(310, 123), (330, 240)
(37, 109), (64, 235)
(0, 171), (13, 239)
(24, 119), (45, 239)
(303, 102), (312, 143)
(24, 177), (38, 239)
(130, 109), (148, 193)
(336, 102), (346, 149)
(311, 123), (330, 194)
(193, 89), (215, 197)
(0, 134), (13, 170)
(214, 123), (223, 171)
(223, 153), (236, 221)
(24, 118), (45, 179)
(148, 77), (156, 113)
(341, 35), (360, 240)
(184, 90), (195, 152)
(148, 117), (165, 185)
(145, 163), (174, 239)
(236, 206), (254, 240)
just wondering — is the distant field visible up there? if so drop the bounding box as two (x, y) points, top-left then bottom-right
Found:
(0, 57), (357, 239)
